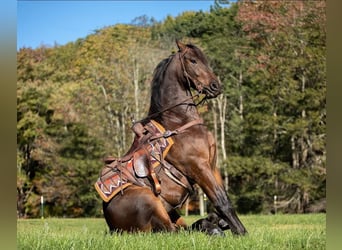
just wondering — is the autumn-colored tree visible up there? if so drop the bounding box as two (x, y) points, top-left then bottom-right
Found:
(17, 1), (325, 216)
(235, 0), (326, 213)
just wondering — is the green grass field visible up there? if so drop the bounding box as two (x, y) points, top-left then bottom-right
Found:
(17, 214), (325, 250)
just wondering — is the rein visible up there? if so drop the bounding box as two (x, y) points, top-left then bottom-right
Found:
(140, 94), (198, 123)
(138, 91), (207, 125)
(148, 118), (204, 142)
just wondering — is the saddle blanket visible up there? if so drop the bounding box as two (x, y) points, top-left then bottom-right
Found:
(94, 120), (174, 202)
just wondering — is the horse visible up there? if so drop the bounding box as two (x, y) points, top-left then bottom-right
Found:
(102, 40), (247, 236)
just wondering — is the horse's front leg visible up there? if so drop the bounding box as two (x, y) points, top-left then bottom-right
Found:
(168, 133), (247, 235)
(169, 156), (247, 235)
(189, 160), (247, 235)
(206, 132), (247, 235)
(200, 171), (247, 235)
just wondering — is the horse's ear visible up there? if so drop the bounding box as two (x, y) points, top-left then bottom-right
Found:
(176, 39), (186, 52)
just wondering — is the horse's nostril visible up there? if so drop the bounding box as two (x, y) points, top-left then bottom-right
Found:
(210, 82), (220, 91)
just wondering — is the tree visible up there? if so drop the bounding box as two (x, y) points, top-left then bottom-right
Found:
(16, 1), (326, 216)
(236, 0), (326, 212)
(17, 24), (171, 217)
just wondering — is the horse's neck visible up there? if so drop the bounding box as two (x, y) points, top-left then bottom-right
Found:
(158, 60), (200, 129)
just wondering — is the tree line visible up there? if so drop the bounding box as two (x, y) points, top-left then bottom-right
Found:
(17, 0), (326, 217)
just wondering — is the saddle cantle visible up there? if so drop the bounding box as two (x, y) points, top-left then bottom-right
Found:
(94, 120), (174, 202)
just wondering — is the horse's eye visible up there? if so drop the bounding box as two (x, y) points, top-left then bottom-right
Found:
(190, 59), (197, 65)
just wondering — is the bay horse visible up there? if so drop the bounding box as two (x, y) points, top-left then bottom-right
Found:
(102, 40), (247, 235)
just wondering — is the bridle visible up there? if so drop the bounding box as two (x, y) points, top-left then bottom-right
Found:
(179, 49), (205, 95)
(137, 50), (208, 123)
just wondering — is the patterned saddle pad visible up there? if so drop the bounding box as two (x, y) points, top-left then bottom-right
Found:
(94, 120), (174, 202)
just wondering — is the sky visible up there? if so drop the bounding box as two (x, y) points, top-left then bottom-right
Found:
(17, 1), (216, 50)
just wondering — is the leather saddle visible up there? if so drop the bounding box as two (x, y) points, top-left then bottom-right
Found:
(101, 120), (172, 195)
(96, 118), (201, 201)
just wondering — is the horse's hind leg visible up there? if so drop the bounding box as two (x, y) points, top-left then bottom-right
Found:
(191, 212), (229, 236)
(149, 197), (177, 232)
(103, 186), (176, 233)
(168, 209), (187, 229)
(103, 203), (116, 234)
(191, 217), (225, 236)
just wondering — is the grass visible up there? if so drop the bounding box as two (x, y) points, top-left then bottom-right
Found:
(17, 214), (326, 250)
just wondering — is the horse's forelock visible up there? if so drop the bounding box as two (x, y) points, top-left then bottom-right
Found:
(186, 44), (208, 65)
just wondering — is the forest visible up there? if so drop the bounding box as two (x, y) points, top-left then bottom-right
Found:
(17, 1), (326, 218)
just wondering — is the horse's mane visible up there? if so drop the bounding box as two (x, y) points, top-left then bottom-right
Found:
(148, 54), (174, 116)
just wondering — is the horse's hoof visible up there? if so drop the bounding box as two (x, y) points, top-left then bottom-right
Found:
(207, 228), (225, 237)
(218, 219), (230, 230)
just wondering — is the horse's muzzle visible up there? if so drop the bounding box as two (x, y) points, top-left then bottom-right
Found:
(204, 81), (222, 98)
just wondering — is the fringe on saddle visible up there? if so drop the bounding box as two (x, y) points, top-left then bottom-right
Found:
(94, 119), (201, 202)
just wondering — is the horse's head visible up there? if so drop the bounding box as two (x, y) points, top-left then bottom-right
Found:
(176, 40), (222, 99)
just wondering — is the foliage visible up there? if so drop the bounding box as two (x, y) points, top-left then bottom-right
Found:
(17, 1), (326, 217)
(234, 0), (326, 213)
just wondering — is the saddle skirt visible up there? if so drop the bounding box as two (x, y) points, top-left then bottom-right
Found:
(94, 120), (174, 202)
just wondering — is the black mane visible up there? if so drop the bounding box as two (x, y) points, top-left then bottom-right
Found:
(148, 55), (174, 117)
